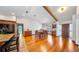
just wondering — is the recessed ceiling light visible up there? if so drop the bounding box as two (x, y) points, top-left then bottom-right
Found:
(58, 7), (67, 13)
(11, 12), (15, 16)
(26, 11), (28, 13)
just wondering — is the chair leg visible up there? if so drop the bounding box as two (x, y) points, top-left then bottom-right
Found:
(17, 46), (19, 52)
(17, 42), (19, 52)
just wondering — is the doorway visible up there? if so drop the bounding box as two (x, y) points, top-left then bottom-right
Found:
(62, 24), (69, 38)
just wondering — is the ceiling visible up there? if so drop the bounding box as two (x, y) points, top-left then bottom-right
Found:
(0, 6), (54, 24)
(48, 6), (76, 22)
(0, 6), (76, 24)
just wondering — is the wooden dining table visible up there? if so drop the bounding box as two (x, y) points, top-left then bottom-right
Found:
(0, 34), (15, 46)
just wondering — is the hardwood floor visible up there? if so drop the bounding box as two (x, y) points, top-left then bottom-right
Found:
(21, 35), (79, 52)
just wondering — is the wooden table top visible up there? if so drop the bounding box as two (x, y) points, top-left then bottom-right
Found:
(0, 34), (15, 42)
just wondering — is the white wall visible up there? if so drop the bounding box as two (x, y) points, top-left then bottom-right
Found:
(56, 20), (72, 36)
(72, 15), (76, 42)
(76, 7), (79, 44)
(0, 14), (42, 34)
(56, 22), (62, 36)
(0, 15), (16, 21)
(17, 18), (42, 34)
(59, 20), (72, 24)
(42, 23), (52, 31)
(76, 15), (79, 44)
(72, 7), (79, 45)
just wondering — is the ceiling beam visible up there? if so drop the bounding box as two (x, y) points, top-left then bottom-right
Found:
(43, 6), (58, 21)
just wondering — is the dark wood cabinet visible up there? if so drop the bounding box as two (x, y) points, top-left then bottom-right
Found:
(24, 31), (32, 37)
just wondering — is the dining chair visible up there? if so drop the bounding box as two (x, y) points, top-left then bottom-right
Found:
(0, 36), (19, 52)
(35, 30), (39, 40)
